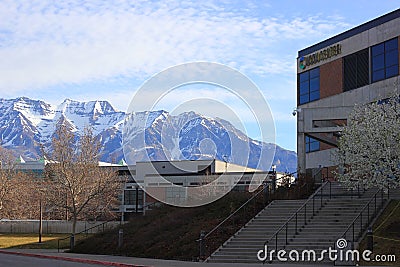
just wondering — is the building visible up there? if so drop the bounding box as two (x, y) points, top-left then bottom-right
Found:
(11, 157), (293, 219)
(136, 159), (264, 207)
(296, 9), (400, 179)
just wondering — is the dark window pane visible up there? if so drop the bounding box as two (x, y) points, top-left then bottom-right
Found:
(299, 72), (309, 83)
(385, 38), (398, 51)
(309, 90), (320, 101)
(299, 81), (309, 95)
(299, 94), (309, 105)
(373, 69), (385, 82)
(310, 68), (319, 79)
(305, 136), (310, 143)
(372, 43), (384, 56)
(309, 77), (319, 91)
(385, 50), (399, 67)
(386, 65), (398, 78)
(372, 55), (384, 70)
(310, 141), (320, 152)
(357, 49), (369, 87)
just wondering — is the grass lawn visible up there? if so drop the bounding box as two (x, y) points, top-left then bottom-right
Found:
(358, 200), (400, 266)
(0, 233), (91, 249)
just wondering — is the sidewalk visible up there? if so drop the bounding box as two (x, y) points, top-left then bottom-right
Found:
(0, 249), (331, 267)
(1, 249), (267, 267)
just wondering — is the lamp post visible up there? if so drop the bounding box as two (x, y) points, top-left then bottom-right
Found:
(271, 165), (277, 192)
(39, 197), (42, 243)
(222, 155), (228, 172)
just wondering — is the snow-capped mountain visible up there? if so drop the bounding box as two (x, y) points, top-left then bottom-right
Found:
(0, 97), (296, 173)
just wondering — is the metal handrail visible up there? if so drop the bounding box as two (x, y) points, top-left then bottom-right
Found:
(57, 219), (117, 252)
(197, 171), (298, 260)
(203, 171), (297, 240)
(338, 187), (385, 247)
(263, 179), (332, 255)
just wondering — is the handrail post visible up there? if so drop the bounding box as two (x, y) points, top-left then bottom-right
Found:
(275, 234), (278, 252)
(285, 223), (288, 245)
(295, 213), (298, 234)
(304, 205), (307, 225)
(312, 197), (315, 216)
(199, 230), (206, 261)
(329, 181), (331, 199)
(320, 186), (323, 207)
(352, 223), (355, 247)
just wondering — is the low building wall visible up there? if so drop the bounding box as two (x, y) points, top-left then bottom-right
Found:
(0, 220), (121, 234)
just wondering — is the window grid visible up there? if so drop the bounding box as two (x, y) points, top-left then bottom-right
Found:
(299, 67), (320, 105)
(305, 136), (320, 153)
(372, 38), (399, 82)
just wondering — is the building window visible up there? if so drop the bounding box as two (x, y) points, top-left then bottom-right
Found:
(305, 136), (320, 153)
(372, 38), (399, 82)
(299, 67), (320, 105)
(166, 187), (186, 203)
(124, 189), (143, 205)
(343, 48), (369, 91)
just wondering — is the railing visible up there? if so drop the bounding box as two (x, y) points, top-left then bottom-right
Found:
(197, 171), (302, 261)
(336, 188), (386, 251)
(263, 179), (332, 262)
(56, 201), (163, 252)
(57, 219), (121, 252)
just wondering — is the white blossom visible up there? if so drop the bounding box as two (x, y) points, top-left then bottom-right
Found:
(336, 95), (400, 190)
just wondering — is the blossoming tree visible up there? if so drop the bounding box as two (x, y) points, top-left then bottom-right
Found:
(336, 95), (400, 190)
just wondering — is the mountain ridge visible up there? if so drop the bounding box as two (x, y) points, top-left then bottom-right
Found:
(0, 97), (297, 173)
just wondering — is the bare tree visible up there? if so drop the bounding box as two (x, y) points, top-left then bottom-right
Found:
(0, 147), (42, 219)
(0, 147), (17, 217)
(45, 122), (121, 234)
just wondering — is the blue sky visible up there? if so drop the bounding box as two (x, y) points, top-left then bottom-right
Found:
(0, 1), (399, 152)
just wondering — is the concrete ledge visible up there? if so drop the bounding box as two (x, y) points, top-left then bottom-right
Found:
(0, 249), (152, 267)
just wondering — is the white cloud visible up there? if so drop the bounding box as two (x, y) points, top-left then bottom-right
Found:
(0, 0), (350, 94)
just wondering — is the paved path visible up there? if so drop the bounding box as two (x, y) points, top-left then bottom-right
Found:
(0, 249), (391, 267)
(0, 251), (114, 267)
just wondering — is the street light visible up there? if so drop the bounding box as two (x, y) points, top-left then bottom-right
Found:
(271, 165), (277, 192)
(38, 187), (47, 243)
(39, 197), (42, 243)
(222, 155), (228, 172)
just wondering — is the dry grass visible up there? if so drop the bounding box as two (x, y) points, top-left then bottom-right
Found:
(0, 233), (91, 249)
(358, 200), (400, 266)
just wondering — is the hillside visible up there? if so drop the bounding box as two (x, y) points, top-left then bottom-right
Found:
(71, 191), (255, 261)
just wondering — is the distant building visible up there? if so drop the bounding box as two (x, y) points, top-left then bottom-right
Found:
(14, 156), (47, 177)
(10, 157), (294, 220)
(296, 9), (400, 180)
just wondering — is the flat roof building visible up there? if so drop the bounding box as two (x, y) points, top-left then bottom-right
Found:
(296, 9), (400, 179)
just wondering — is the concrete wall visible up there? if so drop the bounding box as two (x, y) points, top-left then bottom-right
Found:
(0, 220), (121, 234)
(297, 14), (400, 174)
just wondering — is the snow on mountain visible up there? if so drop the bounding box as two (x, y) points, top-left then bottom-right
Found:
(0, 97), (297, 173)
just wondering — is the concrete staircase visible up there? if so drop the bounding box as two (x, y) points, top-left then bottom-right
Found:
(207, 182), (387, 265)
(206, 199), (306, 264)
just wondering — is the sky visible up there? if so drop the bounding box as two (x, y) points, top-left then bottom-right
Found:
(0, 0), (399, 152)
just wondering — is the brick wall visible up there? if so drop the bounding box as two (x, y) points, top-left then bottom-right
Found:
(320, 58), (343, 99)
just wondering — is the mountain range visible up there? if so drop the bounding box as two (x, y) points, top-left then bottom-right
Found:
(0, 97), (297, 173)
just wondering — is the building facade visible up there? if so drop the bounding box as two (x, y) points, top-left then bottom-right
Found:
(12, 157), (292, 220)
(296, 9), (400, 179)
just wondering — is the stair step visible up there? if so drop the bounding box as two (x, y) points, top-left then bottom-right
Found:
(207, 183), (385, 264)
